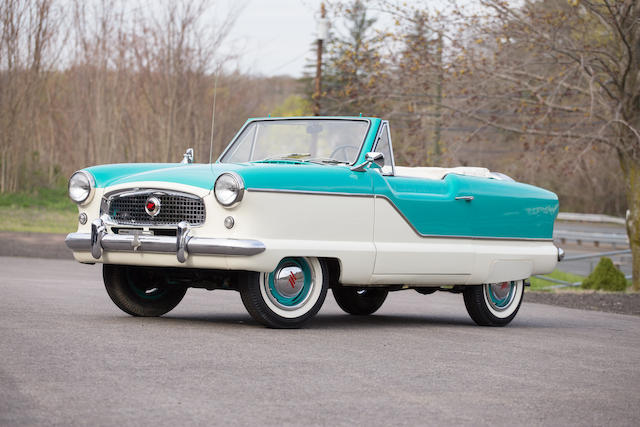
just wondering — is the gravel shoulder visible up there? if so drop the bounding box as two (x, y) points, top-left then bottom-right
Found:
(526, 290), (640, 316)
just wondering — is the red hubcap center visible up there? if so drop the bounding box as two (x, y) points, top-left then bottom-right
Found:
(288, 271), (297, 288)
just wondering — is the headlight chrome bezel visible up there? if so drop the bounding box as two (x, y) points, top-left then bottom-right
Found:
(68, 170), (95, 205)
(214, 172), (245, 208)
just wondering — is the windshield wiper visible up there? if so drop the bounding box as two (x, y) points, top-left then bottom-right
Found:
(307, 157), (349, 165)
(259, 153), (311, 161)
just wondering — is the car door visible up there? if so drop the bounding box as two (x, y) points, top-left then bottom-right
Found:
(369, 124), (475, 284)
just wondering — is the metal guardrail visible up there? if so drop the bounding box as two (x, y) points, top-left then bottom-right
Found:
(533, 249), (632, 289)
(543, 212), (632, 289)
(557, 212), (626, 225)
(553, 230), (629, 246)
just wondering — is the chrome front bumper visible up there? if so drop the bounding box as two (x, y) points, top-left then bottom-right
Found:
(65, 219), (265, 263)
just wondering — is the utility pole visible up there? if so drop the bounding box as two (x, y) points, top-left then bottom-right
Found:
(314, 3), (327, 116)
(434, 32), (443, 159)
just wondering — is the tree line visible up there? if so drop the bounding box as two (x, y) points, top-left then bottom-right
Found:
(313, 0), (638, 289)
(1, 0), (638, 289)
(0, 0), (298, 193)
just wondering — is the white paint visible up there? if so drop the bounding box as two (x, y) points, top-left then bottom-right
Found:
(71, 183), (558, 286)
(394, 166), (492, 181)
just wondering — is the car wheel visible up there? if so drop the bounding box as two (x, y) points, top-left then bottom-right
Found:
(239, 257), (328, 328)
(103, 264), (187, 317)
(332, 287), (388, 315)
(463, 280), (524, 326)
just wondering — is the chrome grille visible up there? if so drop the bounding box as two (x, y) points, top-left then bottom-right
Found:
(107, 191), (205, 226)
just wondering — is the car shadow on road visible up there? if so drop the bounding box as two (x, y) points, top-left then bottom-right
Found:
(92, 311), (580, 331)
(125, 312), (479, 329)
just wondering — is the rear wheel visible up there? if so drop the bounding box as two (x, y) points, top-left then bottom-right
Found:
(103, 264), (187, 317)
(332, 287), (388, 315)
(239, 257), (328, 328)
(463, 280), (524, 326)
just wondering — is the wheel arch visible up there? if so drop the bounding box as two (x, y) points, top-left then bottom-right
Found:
(321, 257), (341, 289)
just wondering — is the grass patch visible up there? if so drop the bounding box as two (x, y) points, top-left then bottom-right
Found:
(530, 270), (586, 291)
(0, 187), (77, 234)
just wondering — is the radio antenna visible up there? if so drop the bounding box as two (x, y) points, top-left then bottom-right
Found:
(208, 70), (220, 164)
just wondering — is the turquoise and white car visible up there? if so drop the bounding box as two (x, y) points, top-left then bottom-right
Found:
(66, 117), (561, 328)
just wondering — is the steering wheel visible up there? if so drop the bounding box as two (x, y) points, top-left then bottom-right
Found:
(330, 145), (359, 162)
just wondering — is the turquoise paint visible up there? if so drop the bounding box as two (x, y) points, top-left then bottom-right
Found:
(267, 257), (312, 306)
(78, 117), (558, 239)
(231, 162), (374, 194)
(355, 118), (381, 164)
(84, 163), (216, 189)
(371, 172), (558, 239)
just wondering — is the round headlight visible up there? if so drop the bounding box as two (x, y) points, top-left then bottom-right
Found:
(68, 171), (94, 204)
(214, 172), (244, 207)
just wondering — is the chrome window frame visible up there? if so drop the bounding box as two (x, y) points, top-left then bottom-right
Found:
(217, 117), (372, 166)
(372, 121), (396, 176)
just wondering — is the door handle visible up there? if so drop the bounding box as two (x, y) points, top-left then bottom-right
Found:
(455, 195), (474, 201)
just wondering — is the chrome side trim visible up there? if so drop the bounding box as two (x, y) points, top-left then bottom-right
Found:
(65, 232), (266, 257)
(245, 188), (554, 242)
(187, 237), (266, 256)
(247, 188), (375, 198)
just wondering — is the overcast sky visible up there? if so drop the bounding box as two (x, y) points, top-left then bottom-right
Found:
(218, 0), (452, 78)
(220, 0), (317, 77)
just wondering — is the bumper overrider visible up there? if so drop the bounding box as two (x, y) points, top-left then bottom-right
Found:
(65, 217), (266, 263)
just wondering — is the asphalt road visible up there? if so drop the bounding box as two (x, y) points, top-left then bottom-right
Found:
(2, 257), (640, 426)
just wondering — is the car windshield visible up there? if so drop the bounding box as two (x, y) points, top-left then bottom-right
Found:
(219, 119), (369, 165)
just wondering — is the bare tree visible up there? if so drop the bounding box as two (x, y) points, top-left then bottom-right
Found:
(321, 0), (639, 288)
(0, 0), (62, 192)
(442, 0), (640, 290)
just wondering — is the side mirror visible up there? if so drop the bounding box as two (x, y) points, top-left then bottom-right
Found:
(181, 148), (194, 164)
(351, 152), (384, 172)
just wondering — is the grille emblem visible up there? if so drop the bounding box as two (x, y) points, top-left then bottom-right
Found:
(145, 196), (161, 217)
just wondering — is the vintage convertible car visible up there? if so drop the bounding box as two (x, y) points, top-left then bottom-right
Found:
(66, 117), (562, 328)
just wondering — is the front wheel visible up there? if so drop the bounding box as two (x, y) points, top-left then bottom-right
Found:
(463, 280), (524, 326)
(239, 257), (328, 328)
(332, 287), (388, 315)
(103, 264), (187, 317)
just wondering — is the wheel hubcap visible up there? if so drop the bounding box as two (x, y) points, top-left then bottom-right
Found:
(126, 268), (168, 300)
(486, 281), (516, 311)
(266, 258), (313, 310)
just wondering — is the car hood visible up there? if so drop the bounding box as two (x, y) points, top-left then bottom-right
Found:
(85, 163), (217, 190)
(83, 161), (361, 192)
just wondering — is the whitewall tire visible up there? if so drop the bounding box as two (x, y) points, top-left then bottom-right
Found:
(239, 257), (328, 328)
(463, 280), (524, 326)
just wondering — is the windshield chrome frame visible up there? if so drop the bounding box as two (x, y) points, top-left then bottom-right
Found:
(216, 117), (372, 166)
(372, 120), (396, 176)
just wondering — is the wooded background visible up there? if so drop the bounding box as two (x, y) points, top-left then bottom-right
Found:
(0, 0), (634, 221)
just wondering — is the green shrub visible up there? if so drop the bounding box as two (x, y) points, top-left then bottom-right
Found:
(581, 257), (628, 292)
